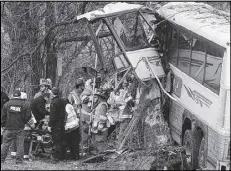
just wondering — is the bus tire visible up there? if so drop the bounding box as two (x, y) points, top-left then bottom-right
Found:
(183, 130), (193, 169)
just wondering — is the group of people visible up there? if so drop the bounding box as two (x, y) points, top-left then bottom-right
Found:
(1, 72), (138, 164)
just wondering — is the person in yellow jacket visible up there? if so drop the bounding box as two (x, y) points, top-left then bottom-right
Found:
(67, 78), (85, 157)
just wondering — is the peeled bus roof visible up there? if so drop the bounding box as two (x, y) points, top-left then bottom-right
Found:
(158, 2), (230, 48)
(76, 2), (144, 21)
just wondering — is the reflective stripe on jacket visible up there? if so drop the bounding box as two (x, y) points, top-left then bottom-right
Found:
(65, 104), (79, 133)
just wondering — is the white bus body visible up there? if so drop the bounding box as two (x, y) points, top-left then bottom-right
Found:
(157, 2), (230, 170)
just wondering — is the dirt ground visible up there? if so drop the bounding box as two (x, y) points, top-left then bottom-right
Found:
(1, 150), (155, 170)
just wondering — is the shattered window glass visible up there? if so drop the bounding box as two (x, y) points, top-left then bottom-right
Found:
(203, 43), (224, 94)
(168, 27), (178, 66)
(138, 12), (157, 41)
(178, 32), (192, 74)
(110, 12), (150, 51)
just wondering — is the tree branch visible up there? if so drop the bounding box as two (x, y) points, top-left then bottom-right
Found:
(58, 32), (111, 46)
(1, 18), (80, 74)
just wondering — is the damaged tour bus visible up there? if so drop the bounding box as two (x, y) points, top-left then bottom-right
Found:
(155, 2), (230, 170)
(75, 2), (229, 170)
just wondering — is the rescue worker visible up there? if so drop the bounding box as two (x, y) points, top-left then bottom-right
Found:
(68, 78), (84, 157)
(81, 79), (93, 123)
(34, 78), (53, 113)
(1, 91), (9, 144)
(65, 101), (80, 160)
(10, 92), (36, 161)
(1, 90), (31, 164)
(1, 91), (9, 109)
(90, 91), (108, 153)
(117, 80), (133, 145)
(68, 78), (84, 110)
(107, 79), (133, 148)
(30, 93), (50, 126)
(48, 88), (67, 162)
(34, 79), (51, 99)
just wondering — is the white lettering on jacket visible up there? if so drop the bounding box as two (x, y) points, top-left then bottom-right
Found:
(10, 106), (22, 112)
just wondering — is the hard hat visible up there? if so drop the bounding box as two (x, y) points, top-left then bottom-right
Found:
(39, 78), (49, 86)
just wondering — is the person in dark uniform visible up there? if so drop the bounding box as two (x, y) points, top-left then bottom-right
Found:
(30, 93), (50, 127)
(1, 90), (31, 164)
(1, 91), (9, 110)
(1, 91), (9, 144)
(49, 88), (67, 162)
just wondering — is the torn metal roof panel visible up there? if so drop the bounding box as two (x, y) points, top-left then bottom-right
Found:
(77, 2), (144, 21)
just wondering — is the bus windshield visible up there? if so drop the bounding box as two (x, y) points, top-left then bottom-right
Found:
(109, 12), (150, 51)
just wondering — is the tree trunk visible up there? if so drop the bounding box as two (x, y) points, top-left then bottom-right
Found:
(27, 2), (42, 96)
(45, 2), (57, 87)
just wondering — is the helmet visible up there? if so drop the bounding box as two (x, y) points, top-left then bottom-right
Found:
(39, 78), (49, 86)
(20, 92), (28, 100)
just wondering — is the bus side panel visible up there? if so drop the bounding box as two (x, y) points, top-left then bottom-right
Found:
(169, 100), (184, 145)
(169, 64), (223, 130)
(207, 127), (230, 168)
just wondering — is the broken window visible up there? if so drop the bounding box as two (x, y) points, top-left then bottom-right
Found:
(167, 27), (178, 66)
(91, 19), (124, 73)
(203, 44), (224, 94)
(110, 12), (150, 51)
(190, 39), (206, 83)
(163, 23), (224, 94)
(177, 32), (192, 74)
(138, 12), (157, 42)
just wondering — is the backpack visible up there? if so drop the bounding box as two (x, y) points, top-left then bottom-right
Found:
(64, 103), (79, 133)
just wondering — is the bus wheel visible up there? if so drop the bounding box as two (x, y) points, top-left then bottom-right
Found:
(198, 137), (206, 169)
(183, 130), (193, 169)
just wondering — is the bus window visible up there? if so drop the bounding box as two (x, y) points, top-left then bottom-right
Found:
(138, 12), (156, 42)
(178, 32), (192, 74)
(203, 43), (224, 94)
(190, 39), (206, 84)
(168, 27), (178, 66)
